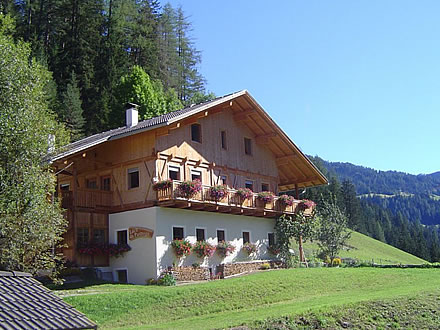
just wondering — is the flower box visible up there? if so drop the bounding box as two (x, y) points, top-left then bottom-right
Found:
(256, 191), (275, 209)
(153, 179), (173, 191)
(242, 242), (257, 255)
(177, 180), (202, 199)
(171, 239), (192, 258)
(235, 188), (253, 206)
(192, 241), (216, 258)
(216, 241), (235, 258)
(209, 185), (229, 202)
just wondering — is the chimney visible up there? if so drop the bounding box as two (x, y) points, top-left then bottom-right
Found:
(125, 102), (139, 128)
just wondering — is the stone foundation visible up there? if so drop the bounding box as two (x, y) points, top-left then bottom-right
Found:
(216, 260), (284, 278)
(170, 266), (211, 281)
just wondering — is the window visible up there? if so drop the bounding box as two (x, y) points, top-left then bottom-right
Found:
(261, 183), (269, 192)
(217, 229), (225, 242)
(219, 175), (227, 186)
(168, 166), (180, 181)
(268, 233), (275, 246)
(196, 228), (206, 241)
(117, 269), (128, 283)
(101, 176), (111, 191)
(77, 228), (89, 247)
(117, 230), (128, 245)
(191, 123), (202, 143)
(243, 231), (250, 244)
(60, 183), (70, 191)
(93, 229), (106, 245)
(244, 138), (252, 155)
(86, 178), (97, 189)
(128, 168), (139, 189)
(245, 180), (254, 191)
(173, 227), (184, 240)
(191, 170), (202, 182)
(221, 130), (227, 149)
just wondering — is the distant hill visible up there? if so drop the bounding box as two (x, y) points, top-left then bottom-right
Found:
(309, 156), (440, 225)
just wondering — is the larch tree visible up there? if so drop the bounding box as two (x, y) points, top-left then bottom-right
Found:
(0, 14), (68, 279)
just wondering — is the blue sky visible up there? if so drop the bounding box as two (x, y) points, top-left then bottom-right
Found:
(167, 1), (440, 175)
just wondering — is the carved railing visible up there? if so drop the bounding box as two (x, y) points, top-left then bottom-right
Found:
(156, 180), (312, 214)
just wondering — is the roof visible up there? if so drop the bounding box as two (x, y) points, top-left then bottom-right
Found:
(0, 271), (97, 330)
(52, 89), (328, 189)
(51, 91), (245, 162)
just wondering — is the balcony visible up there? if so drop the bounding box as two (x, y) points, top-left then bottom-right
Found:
(156, 181), (311, 219)
(61, 189), (113, 210)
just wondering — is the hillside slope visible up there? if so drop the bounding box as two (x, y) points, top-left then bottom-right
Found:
(296, 231), (426, 264)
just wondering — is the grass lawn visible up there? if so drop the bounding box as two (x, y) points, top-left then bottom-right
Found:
(62, 267), (440, 329)
(296, 231), (426, 264)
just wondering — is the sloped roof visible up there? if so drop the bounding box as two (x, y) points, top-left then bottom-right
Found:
(51, 91), (244, 162)
(0, 271), (97, 330)
(52, 90), (327, 189)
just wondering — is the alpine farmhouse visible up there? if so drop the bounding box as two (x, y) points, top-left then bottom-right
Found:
(51, 90), (327, 284)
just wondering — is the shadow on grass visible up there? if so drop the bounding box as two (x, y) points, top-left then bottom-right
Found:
(45, 279), (133, 291)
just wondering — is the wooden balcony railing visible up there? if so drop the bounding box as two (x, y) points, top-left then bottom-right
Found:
(61, 189), (113, 209)
(156, 181), (312, 216)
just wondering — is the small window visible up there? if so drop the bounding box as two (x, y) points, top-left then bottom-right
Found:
(60, 183), (70, 191)
(196, 228), (205, 241)
(245, 180), (254, 191)
(77, 228), (89, 247)
(169, 166), (180, 181)
(117, 230), (128, 245)
(219, 175), (227, 186)
(93, 229), (106, 245)
(191, 170), (202, 182)
(128, 168), (139, 189)
(243, 231), (250, 244)
(244, 138), (252, 155)
(268, 233), (275, 246)
(217, 229), (225, 242)
(173, 227), (184, 240)
(117, 269), (128, 283)
(261, 183), (269, 192)
(86, 178), (97, 189)
(191, 124), (202, 143)
(221, 131), (227, 149)
(101, 176), (111, 191)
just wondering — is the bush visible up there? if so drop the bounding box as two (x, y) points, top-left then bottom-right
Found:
(260, 263), (271, 270)
(192, 241), (216, 258)
(242, 242), (257, 255)
(216, 241), (235, 257)
(171, 239), (192, 258)
(267, 245), (281, 256)
(158, 273), (176, 286)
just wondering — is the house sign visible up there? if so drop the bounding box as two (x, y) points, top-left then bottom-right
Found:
(129, 227), (154, 240)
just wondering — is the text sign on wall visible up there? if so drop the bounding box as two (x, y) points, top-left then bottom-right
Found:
(129, 227), (154, 240)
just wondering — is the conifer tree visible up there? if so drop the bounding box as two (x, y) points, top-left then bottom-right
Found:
(60, 72), (85, 140)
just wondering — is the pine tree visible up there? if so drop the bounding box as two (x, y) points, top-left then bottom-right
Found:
(60, 72), (85, 140)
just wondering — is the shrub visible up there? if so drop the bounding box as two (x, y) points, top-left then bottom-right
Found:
(158, 273), (176, 286)
(192, 241), (216, 258)
(177, 179), (202, 198)
(146, 278), (157, 285)
(278, 194), (295, 206)
(242, 242), (257, 255)
(171, 239), (192, 258)
(332, 257), (342, 267)
(209, 185), (229, 200)
(192, 262), (200, 268)
(256, 191), (275, 204)
(152, 179), (173, 191)
(216, 241), (235, 257)
(236, 188), (253, 200)
(267, 245), (281, 256)
(260, 263), (271, 270)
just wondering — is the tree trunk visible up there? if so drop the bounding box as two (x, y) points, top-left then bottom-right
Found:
(299, 235), (305, 262)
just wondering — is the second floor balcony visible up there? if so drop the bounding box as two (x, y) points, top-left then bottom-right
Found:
(156, 180), (312, 219)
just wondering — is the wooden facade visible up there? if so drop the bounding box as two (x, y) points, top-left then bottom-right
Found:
(52, 91), (327, 266)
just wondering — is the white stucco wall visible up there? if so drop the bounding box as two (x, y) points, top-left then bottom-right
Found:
(155, 208), (276, 276)
(109, 207), (157, 284)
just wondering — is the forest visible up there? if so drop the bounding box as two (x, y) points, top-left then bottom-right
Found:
(0, 0), (213, 139)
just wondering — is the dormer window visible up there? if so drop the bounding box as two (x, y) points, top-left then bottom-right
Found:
(191, 124), (202, 143)
(168, 166), (180, 181)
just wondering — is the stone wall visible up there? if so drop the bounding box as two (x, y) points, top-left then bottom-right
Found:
(170, 266), (211, 281)
(216, 260), (284, 278)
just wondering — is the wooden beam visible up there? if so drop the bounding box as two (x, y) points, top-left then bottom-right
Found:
(276, 154), (299, 166)
(255, 132), (277, 145)
(233, 109), (254, 122)
(279, 176), (318, 186)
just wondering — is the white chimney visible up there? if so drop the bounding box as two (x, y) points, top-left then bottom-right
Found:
(125, 102), (139, 128)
